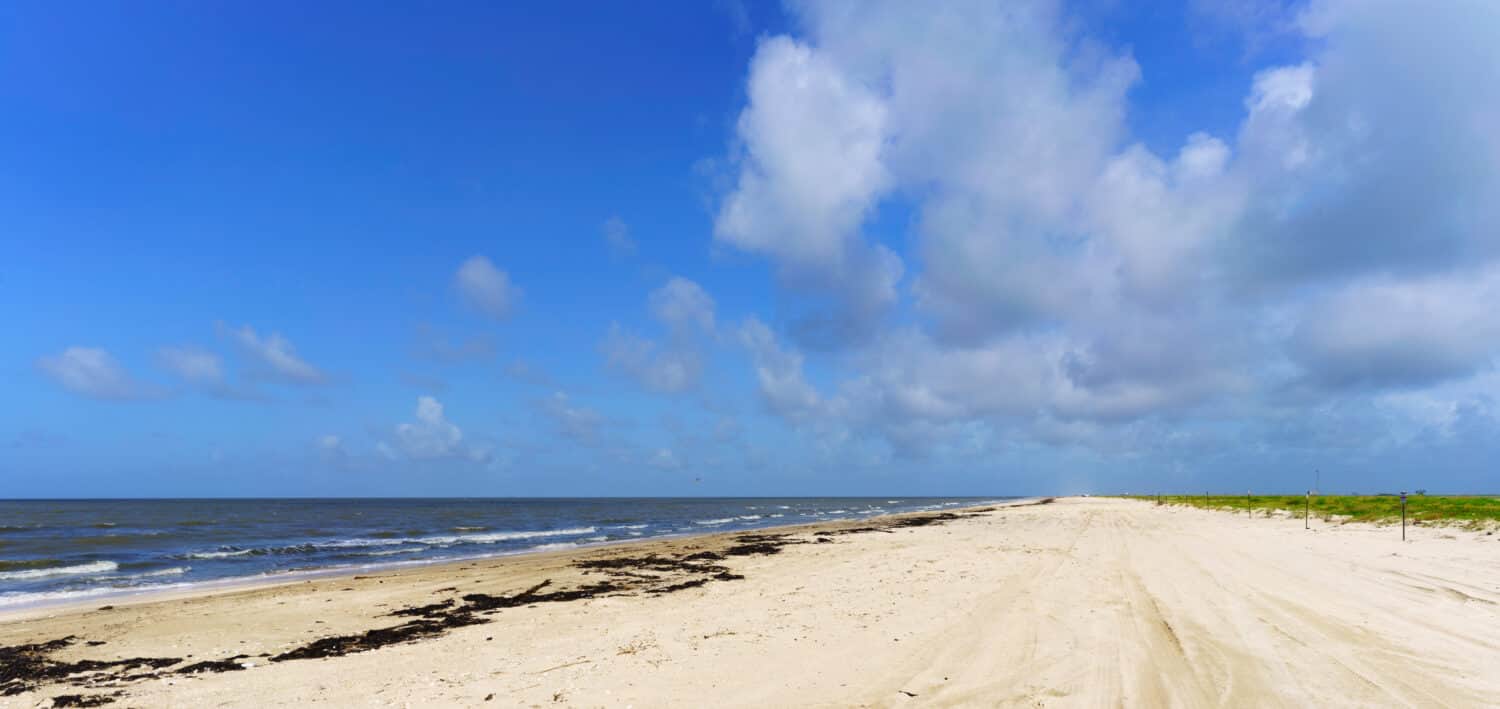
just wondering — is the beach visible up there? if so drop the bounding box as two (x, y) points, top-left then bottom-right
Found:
(4, 496), (1499, 707)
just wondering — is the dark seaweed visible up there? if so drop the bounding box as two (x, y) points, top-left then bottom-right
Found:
(51, 692), (120, 707)
(387, 599), (455, 618)
(176, 655), (249, 674)
(270, 610), (490, 662)
(0, 636), (180, 697)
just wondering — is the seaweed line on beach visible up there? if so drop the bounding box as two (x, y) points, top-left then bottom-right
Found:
(1, 502), (1043, 702)
(0, 636), (180, 702)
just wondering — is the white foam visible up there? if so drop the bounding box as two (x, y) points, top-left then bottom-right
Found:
(241, 526), (601, 554)
(693, 518), (735, 526)
(412, 526), (596, 545)
(318, 538), (404, 549)
(0, 583), (181, 609)
(111, 566), (189, 580)
(0, 561), (118, 581)
(187, 549), (254, 560)
(356, 548), (415, 557)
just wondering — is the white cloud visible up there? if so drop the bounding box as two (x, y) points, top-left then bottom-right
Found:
(648, 277), (716, 335)
(649, 448), (681, 470)
(737, 318), (822, 419)
(715, 35), (901, 344)
(1292, 267), (1500, 390)
(716, 37), (890, 268)
(1231, 1), (1500, 283)
(454, 255), (520, 320)
(317, 434), (350, 464)
(540, 392), (603, 443)
(780, 1), (1139, 344)
(603, 278), (718, 394)
(602, 216), (636, 255)
(219, 323), (325, 384)
(37, 347), (151, 400)
(396, 396), (461, 458)
(390, 395), (488, 462)
(156, 347), (224, 385)
(707, 0), (1500, 464)
(602, 325), (701, 394)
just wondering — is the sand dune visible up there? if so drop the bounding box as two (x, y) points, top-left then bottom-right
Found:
(3, 497), (1498, 707)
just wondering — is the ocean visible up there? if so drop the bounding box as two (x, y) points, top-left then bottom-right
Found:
(0, 497), (1007, 609)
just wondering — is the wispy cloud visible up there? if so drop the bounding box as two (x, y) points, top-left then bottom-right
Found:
(539, 391), (604, 444)
(218, 323), (326, 385)
(411, 324), (496, 364)
(157, 345), (262, 400)
(603, 277), (718, 394)
(602, 216), (636, 256)
(37, 347), (156, 401)
(156, 346), (223, 386)
(454, 255), (520, 320)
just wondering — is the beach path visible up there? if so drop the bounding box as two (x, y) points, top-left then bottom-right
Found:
(3, 497), (1498, 707)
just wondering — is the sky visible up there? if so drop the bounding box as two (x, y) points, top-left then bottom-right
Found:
(5, 0), (1500, 498)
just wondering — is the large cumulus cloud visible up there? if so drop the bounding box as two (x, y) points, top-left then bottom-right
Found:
(715, 0), (1500, 462)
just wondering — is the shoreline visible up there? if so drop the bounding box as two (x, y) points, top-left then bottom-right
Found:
(7, 496), (1498, 707)
(0, 498), (1030, 623)
(1, 500), (1034, 705)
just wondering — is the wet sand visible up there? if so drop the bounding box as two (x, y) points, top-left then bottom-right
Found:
(3, 497), (1499, 707)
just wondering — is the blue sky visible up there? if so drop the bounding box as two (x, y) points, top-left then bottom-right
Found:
(5, 0), (1499, 498)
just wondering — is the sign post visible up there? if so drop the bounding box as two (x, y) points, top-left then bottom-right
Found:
(1401, 491), (1407, 541)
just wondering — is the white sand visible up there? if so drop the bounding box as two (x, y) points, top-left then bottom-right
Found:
(3, 497), (1498, 707)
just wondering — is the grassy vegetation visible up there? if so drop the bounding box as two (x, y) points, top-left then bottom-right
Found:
(1123, 494), (1500, 528)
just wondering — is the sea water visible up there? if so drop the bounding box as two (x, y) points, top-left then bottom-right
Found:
(0, 497), (1006, 608)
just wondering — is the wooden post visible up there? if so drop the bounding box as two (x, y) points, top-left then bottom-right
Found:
(1305, 490), (1310, 530)
(1246, 490), (1251, 517)
(1401, 491), (1407, 541)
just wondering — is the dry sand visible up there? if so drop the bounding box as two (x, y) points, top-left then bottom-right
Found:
(3, 497), (1499, 707)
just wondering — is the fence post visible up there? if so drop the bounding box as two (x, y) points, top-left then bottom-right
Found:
(1305, 490), (1310, 530)
(1401, 491), (1407, 541)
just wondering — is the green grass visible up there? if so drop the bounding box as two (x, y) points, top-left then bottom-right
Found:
(1122, 494), (1500, 528)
